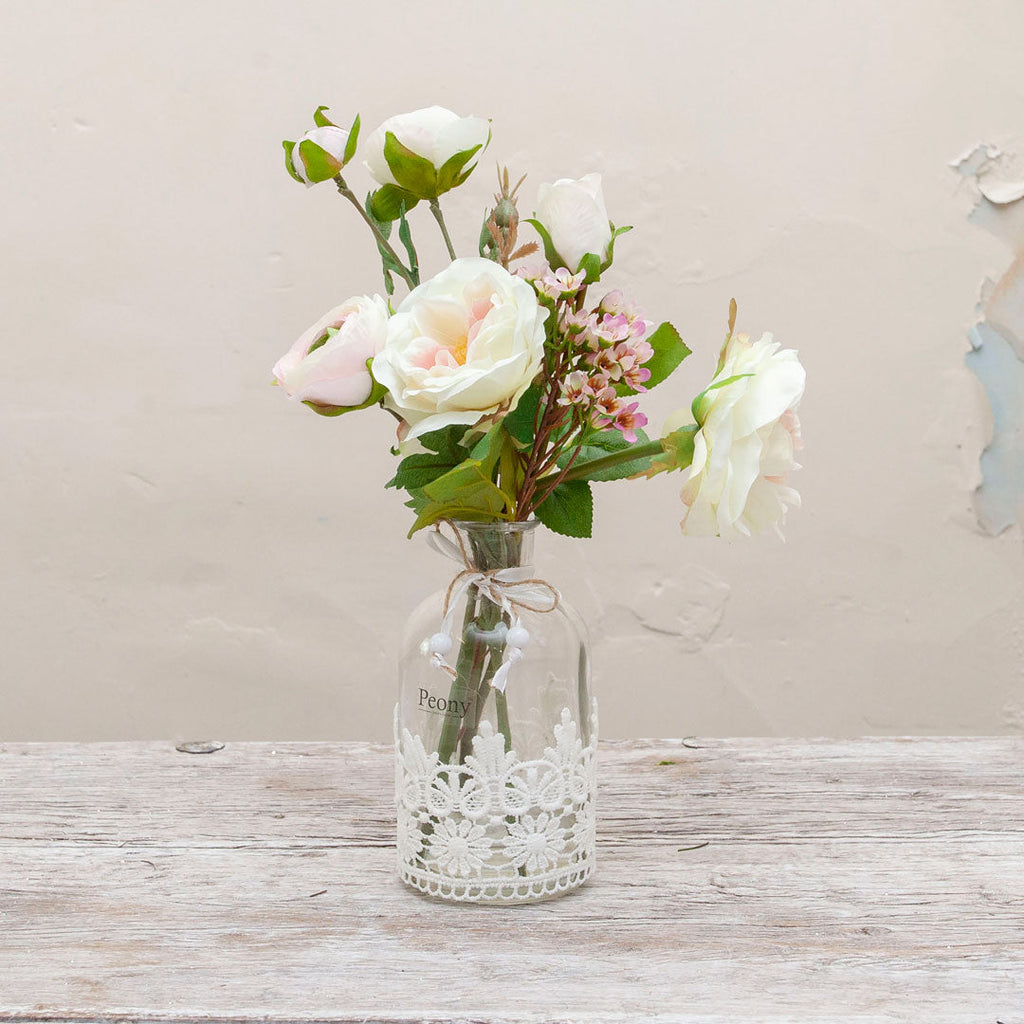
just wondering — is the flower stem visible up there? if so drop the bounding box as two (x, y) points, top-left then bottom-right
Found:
(429, 199), (458, 261)
(536, 438), (668, 489)
(333, 175), (417, 289)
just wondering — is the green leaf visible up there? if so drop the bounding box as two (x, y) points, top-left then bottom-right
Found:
(436, 143), (483, 194)
(386, 425), (470, 491)
(343, 112), (361, 165)
(383, 132), (438, 199)
(524, 218), (567, 272)
(297, 138), (342, 183)
(418, 424), (469, 454)
(502, 385), (542, 444)
(397, 204), (419, 282)
(558, 428), (654, 482)
(282, 140), (304, 183)
(312, 105), (335, 128)
(619, 321), (691, 397)
(301, 358), (386, 418)
(369, 183), (420, 222)
(535, 480), (593, 538)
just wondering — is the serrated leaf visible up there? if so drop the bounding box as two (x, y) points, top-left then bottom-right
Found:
(297, 138), (342, 183)
(558, 428), (654, 482)
(343, 112), (361, 165)
(618, 321), (691, 397)
(502, 385), (542, 444)
(386, 424), (471, 491)
(535, 479), (593, 538)
(369, 183), (420, 222)
(383, 132), (437, 199)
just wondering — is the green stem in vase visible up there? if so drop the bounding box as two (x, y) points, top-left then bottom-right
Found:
(436, 587), (480, 767)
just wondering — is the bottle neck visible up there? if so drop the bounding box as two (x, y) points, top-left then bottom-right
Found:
(453, 520), (538, 572)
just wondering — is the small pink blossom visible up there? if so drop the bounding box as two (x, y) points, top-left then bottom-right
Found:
(591, 312), (631, 347)
(535, 266), (587, 300)
(557, 370), (591, 406)
(584, 372), (611, 397)
(611, 401), (648, 443)
(559, 307), (597, 337)
(591, 386), (622, 422)
(631, 338), (654, 364)
(629, 317), (654, 339)
(600, 289), (644, 322)
(585, 347), (623, 381)
(622, 364), (652, 391)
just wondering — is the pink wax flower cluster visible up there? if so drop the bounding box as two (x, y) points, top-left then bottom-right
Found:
(533, 276), (653, 443)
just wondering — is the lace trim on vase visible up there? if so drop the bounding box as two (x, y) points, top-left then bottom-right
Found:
(394, 700), (598, 903)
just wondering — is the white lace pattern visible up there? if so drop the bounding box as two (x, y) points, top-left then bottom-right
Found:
(395, 701), (598, 903)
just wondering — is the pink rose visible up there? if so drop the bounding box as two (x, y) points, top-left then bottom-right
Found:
(273, 295), (389, 409)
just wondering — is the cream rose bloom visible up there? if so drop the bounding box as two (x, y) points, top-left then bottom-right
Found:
(535, 173), (613, 272)
(372, 257), (547, 439)
(273, 295), (389, 409)
(363, 106), (490, 190)
(681, 332), (805, 538)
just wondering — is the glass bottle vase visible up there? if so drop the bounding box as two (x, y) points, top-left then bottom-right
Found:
(395, 520), (597, 904)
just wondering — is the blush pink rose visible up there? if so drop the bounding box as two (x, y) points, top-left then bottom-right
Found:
(273, 295), (389, 409)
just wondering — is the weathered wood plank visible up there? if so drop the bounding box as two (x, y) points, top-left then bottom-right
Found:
(0, 739), (1022, 1023)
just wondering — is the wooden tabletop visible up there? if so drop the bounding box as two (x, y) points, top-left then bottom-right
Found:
(1, 737), (1022, 1024)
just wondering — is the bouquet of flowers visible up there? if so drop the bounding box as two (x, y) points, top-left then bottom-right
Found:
(272, 103), (805, 903)
(273, 104), (805, 541)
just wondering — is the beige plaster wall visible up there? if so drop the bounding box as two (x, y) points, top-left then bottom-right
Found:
(3, 0), (1023, 740)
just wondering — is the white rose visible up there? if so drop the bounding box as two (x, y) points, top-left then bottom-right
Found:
(273, 295), (389, 409)
(372, 257), (548, 440)
(363, 106), (490, 195)
(680, 332), (805, 538)
(286, 125), (350, 186)
(534, 173), (613, 272)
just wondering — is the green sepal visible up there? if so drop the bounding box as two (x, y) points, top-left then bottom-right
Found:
(641, 424), (699, 479)
(617, 321), (691, 397)
(502, 385), (542, 445)
(369, 183), (421, 222)
(282, 140), (304, 183)
(435, 143), (484, 194)
(535, 479), (593, 538)
(558, 428), (654, 482)
(524, 219), (567, 272)
(301, 358), (387, 418)
(343, 112), (361, 166)
(578, 252), (602, 284)
(383, 132), (438, 199)
(297, 138), (342, 183)
(600, 224), (632, 273)
(691, 373), (755, 423)
(312, 105), (335, 128)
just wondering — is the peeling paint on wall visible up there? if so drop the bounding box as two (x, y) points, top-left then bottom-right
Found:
(951, 142), (1024, 534)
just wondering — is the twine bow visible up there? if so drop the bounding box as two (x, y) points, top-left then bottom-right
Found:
(421, 521), (560, 693)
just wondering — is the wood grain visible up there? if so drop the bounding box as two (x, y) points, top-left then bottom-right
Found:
(0, 738), (1021, 1023)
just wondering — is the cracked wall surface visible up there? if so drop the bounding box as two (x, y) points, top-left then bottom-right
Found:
(3, 0), (1024, 738)
(952, 142), (1024, 535)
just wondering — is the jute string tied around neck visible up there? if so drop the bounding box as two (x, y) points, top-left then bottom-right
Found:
(421, 520), (561, 693)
